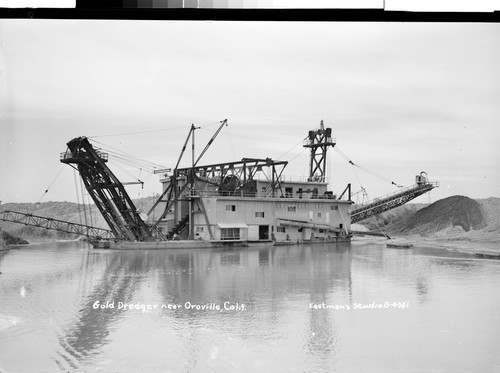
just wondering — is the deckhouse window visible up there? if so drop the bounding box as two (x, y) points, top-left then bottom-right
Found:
(221, 228), (240, 240)
(255, 212), (265, 218)
(277, 226), (286, 233)
(226, 205), (236, 211)
(317, 212), (322, 218)
(287, 205), (296, 212)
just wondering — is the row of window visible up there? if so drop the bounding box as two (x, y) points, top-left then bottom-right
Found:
(195, 224), (344, 235)
(218, 226), (287, 239)
(221, 227), (240, 240)
(226, 205), (266, 217)
(227, 204), (339, 212)
(287, 205), (338, 212)
(226, 204), (337, 219)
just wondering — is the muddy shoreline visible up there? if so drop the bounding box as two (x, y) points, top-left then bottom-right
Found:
(381, 235), (500, 257)
(353, 228), (500, 257)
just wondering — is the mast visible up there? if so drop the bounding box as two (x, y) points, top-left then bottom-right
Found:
(189, 123), (199, 240)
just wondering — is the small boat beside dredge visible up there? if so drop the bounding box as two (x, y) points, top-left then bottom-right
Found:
(474, 251), (500, 259)
(386, 243), (414, 249)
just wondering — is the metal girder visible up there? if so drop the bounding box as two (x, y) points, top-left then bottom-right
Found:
(178, 157), (288, 197)
(177, 158), (288, 177)
(350, 182), (438, 223)
(0, 210), (114, 240)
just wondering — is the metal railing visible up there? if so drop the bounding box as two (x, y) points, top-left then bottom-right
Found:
(187, 189), (338, 200)
(60, 150), (108, 162)
(302, 137), (336, 147)
(279, 175), (329, 183)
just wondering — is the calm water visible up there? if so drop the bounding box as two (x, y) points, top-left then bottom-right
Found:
(1, 241), (500, 373)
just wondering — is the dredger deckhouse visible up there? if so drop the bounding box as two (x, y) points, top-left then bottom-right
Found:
(60, 120), (353, 249)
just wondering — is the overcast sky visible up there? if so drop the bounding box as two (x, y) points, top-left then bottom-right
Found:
(1, 19), (499, 205)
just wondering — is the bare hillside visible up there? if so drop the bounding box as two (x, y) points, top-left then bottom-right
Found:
(0, 197), (163, 240)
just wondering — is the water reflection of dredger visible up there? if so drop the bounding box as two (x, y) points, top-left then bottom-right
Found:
(56, 243), (354, 369)
(304, 243), (352, 371)
(153, 244), (352, 304)
(152, 244), (353, 369)
(58, 250), (152, 365)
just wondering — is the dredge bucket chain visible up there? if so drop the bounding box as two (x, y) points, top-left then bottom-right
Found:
(60, 136), (154, 242)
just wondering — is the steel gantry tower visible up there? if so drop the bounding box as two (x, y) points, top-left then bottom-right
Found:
(303, 120), (336, 182)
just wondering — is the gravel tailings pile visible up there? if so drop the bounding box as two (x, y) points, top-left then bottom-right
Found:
(477, 197), (500, 233)
(392, 195), (487, 235)
(383, 196), (500, 254)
